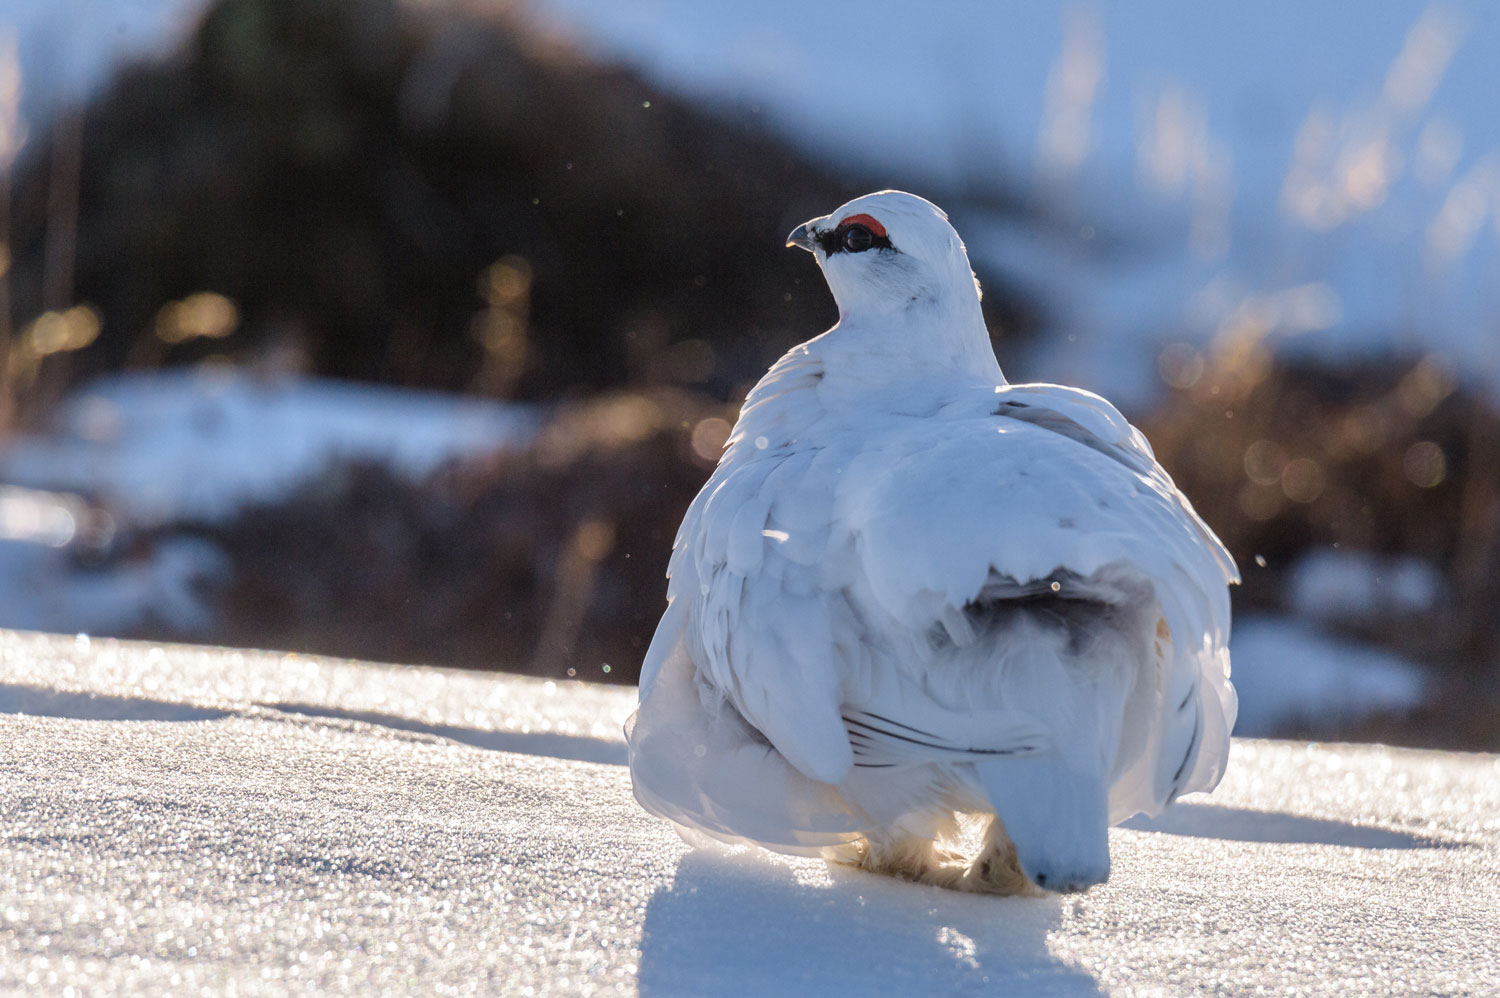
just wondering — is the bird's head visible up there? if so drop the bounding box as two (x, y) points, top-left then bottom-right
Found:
(787, 190), (984, 323)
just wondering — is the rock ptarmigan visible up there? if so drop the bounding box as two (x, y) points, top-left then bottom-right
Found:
(626, 190), (1237, 894)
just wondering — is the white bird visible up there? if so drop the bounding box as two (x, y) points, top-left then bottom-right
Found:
(626, 191), (1237, 894)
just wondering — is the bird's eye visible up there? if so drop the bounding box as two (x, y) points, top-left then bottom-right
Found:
(842, 224), (875, 253)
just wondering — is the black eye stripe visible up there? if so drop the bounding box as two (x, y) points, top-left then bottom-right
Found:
(817, 223), (895, 256)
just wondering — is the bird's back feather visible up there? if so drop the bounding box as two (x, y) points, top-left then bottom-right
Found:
(630, 354), (1235, 854)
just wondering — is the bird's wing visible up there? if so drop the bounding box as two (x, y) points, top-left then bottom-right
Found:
(628, 558), (866, 851)
(668, 444), (856, 786)
(993, 382), (1239, 584)
(639, 346), (862, 789)
(837, 386), (1237, 818)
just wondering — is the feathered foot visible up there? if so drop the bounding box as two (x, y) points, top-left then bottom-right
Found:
(960, 815), (1043, 896)
(825, 814), (1042, 896)
(827, 832), (972, 890)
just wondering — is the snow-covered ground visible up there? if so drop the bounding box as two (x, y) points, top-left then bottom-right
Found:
(1, 628), (1496, 996)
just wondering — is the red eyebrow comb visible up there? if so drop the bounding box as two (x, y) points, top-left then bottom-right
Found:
(837, 213), (887, 237)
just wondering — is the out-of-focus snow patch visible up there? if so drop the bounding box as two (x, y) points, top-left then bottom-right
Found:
(0, 535), (228, 636)
(0, 484), (90, 547)
(0, 367), (537, 527)
(7, 0), (204, 121)
(1229, 615), (1429, 736)
(1289, 546), (1445, 623)
(0, 368), (536, 639)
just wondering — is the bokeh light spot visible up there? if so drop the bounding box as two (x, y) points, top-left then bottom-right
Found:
(1157, 342), (1205, 389)
(26, 305), (101, 355)
(690, 417), (731, 462)
(1403, 441), (1446, 488)
(156, 293), (238, 344)
(1281, 457), (1326, 503)
(1238, 483), (1284, 521)
(1243, 439), (1286, 486)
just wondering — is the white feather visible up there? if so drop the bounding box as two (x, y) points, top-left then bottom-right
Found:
(627, 190), (1237, 890)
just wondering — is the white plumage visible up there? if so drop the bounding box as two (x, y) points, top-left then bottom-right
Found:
(627, 191), (1237, 894)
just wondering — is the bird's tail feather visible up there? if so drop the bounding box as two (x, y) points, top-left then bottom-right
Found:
(975, 755), (1110, 892)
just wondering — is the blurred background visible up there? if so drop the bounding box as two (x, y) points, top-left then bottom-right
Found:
(1, 0), (1496, 749)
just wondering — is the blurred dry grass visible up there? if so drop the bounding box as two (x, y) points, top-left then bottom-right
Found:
(1146, 344), (1500, 747)
(0, 32), (97, 432)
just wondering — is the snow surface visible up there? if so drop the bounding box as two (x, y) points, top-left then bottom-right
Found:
(1, 628), (1496, 996)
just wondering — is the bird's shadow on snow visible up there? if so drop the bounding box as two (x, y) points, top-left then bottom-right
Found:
(0, 683), (231, 722)
(1120, 802), (1456, 849)
(262, 701), (628, 766)
(637, 851), (1106, 997)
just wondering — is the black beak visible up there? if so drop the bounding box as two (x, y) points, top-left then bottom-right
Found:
(786, 221), (818, 253)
